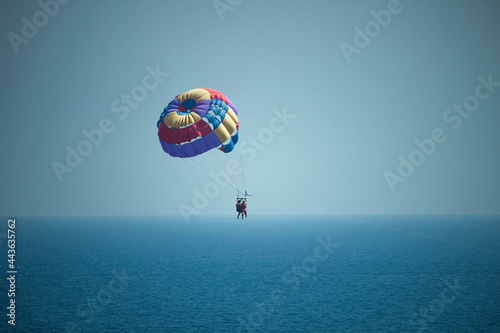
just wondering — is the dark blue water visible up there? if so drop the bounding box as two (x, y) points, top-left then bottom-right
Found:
(1, 216), (499, 332)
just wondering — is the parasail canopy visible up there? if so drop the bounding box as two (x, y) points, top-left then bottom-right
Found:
(157, 88), (239, 158)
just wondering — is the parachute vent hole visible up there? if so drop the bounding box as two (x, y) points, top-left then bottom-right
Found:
(181, 98), (197, 111)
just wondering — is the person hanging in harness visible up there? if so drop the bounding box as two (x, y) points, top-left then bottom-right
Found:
(236, 200), (248, 220)
(236, 200), (242, 218)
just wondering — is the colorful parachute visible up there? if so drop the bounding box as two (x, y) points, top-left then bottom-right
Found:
(157, 88), (239, 158)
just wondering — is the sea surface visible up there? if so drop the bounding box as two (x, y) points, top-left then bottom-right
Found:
(1, 215), (499, 333)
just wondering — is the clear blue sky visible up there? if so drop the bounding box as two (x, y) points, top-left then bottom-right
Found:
(1, 0), (499, 217)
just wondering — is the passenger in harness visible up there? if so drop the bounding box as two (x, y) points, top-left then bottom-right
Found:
(236, 200), (248, 220)
(236, 199), (247, 220)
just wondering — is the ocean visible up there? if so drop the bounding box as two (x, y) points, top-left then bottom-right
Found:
(1, 215), (499, 333)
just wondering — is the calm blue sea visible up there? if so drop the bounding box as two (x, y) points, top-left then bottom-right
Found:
(1, 215), (499, 333)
